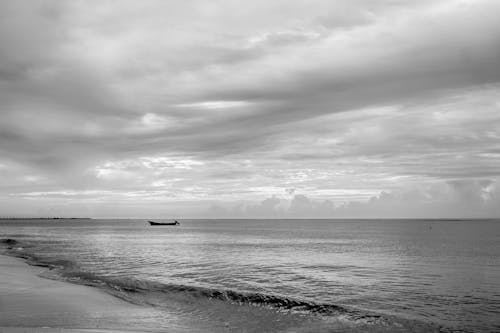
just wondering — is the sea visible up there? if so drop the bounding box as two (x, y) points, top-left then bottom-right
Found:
(1, 219), (499, 332)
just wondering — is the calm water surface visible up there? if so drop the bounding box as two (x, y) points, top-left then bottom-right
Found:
(1, 219), (499, 332)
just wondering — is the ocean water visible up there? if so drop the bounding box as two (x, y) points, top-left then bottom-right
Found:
(1, 219), (499, 332)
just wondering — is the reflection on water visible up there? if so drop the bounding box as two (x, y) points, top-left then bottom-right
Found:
(1, 219), (499, 332)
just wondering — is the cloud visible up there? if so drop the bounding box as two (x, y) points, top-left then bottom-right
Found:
(336, 179), (500, 218)
(244, 196), (282, 218)
(175, 101), (251, 110)
(208, 179), (500, 219)
(208, 193), (335, 219)
(1, 1), (500, 217)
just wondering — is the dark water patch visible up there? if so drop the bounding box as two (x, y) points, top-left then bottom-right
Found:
(0, 238), (19, 250)
(1, 238), (18, 245)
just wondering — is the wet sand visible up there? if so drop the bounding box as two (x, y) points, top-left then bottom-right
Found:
(0, 254), (166, 332)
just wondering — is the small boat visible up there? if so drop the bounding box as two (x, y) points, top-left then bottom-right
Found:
(148, 220), (180, 226)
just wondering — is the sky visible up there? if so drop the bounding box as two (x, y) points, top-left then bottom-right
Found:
(1, 0), (500, 218)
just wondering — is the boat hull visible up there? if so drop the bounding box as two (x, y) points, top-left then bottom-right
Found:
(148, 221), (179, 226)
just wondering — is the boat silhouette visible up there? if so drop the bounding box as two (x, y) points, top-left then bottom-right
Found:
(148, 220), (180, 226)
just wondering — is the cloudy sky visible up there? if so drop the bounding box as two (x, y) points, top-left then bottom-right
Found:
(1, 0), (500, 218)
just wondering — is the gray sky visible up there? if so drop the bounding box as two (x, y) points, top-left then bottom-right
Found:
(1, 0), (500, 218)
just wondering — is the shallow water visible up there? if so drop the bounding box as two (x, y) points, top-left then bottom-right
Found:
(1, 219), (499, 332)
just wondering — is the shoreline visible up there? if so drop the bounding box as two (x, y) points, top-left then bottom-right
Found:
(0, 254), (165, 333)
(1, 252), (318, 333)
(0, 253), (351, 333)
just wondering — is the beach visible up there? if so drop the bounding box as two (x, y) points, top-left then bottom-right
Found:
(0, 254), (163, 332)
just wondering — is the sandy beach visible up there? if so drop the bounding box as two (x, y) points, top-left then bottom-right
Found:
(0, 254), (162, 333)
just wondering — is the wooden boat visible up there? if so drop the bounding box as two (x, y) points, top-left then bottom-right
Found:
(148, 220), (180, 226)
